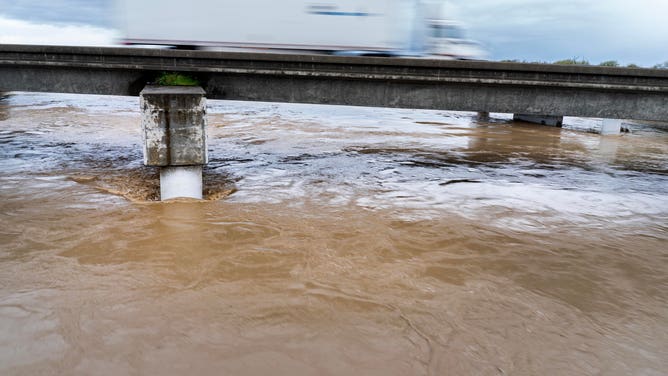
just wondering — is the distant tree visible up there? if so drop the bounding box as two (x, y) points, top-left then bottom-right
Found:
(500, 59), (548, 64)
(653, 61), (668, 69)
(599, 60), (619, 67)
(554, 58), (589, 65)
(626, 63), (640, 68)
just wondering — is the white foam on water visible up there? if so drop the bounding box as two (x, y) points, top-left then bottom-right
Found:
(356, 179), (668, 229)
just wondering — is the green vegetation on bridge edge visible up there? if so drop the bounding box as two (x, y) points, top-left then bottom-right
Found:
(500, 58), (668, 69)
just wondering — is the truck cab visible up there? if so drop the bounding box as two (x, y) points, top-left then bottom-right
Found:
(426, 20), (486, 59)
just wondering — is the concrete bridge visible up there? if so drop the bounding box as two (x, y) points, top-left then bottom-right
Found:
(2, 44), (667, 199)
(1, 44), (667, 122)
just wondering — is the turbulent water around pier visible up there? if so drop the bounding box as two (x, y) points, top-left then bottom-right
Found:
(1, 93), (667, 375)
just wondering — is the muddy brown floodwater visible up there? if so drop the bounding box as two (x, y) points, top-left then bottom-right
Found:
(1, 93), (667, 375)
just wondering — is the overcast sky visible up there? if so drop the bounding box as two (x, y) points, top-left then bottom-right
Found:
(455, 0), (668, 66)
(1, 0), (667, 66)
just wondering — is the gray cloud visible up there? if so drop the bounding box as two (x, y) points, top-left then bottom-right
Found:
(455, 0), (668, 65)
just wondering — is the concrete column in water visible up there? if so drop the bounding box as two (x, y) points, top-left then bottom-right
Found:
(600, 119), (622, 135)
(476, 112), (490, 121)
(140, 85), (208, 200)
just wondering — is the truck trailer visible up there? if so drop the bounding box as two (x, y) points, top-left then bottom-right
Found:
(114, 0), (485, 59)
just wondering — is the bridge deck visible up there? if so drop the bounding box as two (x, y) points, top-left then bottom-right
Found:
(1, 44), (667, 121)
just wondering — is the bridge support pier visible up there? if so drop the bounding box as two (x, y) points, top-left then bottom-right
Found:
(476, 111), (490, 121)
(160, 166), (203, 200)
(600, 119), (622, 135)
(140, 86), (208, 200)
(513, 114), (564, 127)
(513, 113), (624, 135)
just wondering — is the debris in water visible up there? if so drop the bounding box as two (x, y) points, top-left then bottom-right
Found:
(439, 179), (481, 186)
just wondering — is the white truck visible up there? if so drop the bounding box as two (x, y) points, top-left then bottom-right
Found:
(114, 0), (485, 59)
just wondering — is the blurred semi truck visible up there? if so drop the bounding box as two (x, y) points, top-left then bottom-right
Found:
(114, 0), (485, 59)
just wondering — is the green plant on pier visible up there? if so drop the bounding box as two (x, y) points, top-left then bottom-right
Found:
(156, 72), (200, 86)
